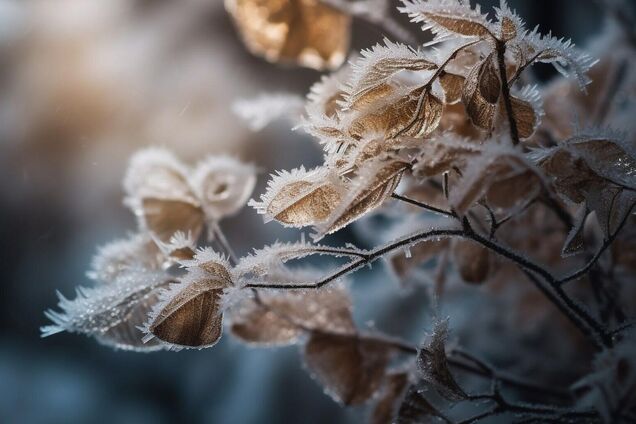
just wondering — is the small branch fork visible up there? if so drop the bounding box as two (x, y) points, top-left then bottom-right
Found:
(245, 193), (634, 348)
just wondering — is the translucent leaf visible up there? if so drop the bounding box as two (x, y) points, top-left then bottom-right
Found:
(229, 286), (355, 346)
(417, 320), (466, 401)
(141, 198), (205, 244)
(225, 0), (351, 71)
(249, 166), (344, 228)
(372, 372), (410, 424)
(508, 85), (542, 140)
(452, 240), (490, 284)
(399, 0), (493, 39)
(462, 53), (501, 131)
(315, 159), (408, 238)
(304, 332), (391, 405)
(190, 156), (257, 220)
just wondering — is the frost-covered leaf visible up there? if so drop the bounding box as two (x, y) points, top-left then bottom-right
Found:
(87, 233), (163, 284)
(562, 203), (589, 257)
(399, 0), (493, 39)
(304, 332), (391, 405)
(154, 231), (197, 263)
(190, 156), (256, 220)
(347, 86), (444, 140)
(417, 320), (466, 401)
(124, 148), (204, 242)
(412, 136), (482, 178)
(521, 30), (597, 91)
(439, 71), (465, 104)
(41, 269), (172, 352)
(452, 239), (490, 284)
(345, 39), (438, 110)
(314, 158), (408, 239)
(396, 385), (445, 423)
(232, 93), (305, 131)
(494, 1), (524, 42)
(508, 85), (542, 140)
(372, 372), (410, 424)
(249, 166), (344, 228)
(144, 248), (232, 348)
(225, 0), (351, 70)
(229, 286), (355, 346)
(462, 53), (501, 131)
(450, 143), (543, 214)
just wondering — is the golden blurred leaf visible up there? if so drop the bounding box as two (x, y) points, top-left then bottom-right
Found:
(141, 198), (205, 244)
(304, 332), (391, 405)
(226, 0), (351, 70)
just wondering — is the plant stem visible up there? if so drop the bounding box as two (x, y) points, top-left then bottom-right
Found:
(496, 40), (521, 146)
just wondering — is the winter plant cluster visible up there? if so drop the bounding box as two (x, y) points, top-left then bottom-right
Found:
(43, 0), (636, 423)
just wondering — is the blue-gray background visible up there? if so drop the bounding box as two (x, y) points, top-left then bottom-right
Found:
(0, 1), (606, 423)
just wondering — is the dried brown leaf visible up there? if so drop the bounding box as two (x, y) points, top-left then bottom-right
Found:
(372, 372), (410, 424)
(422, 12), (492, 38)
(304, 332), (391, 405)
(230, 288), (355, 346)
(462, 54), (501, 131)
(452, 240), (490, 284)
(509, 95), (537, 139)
(141, 198), (205, 243)
(225, 0), (351, 70)
(439, 72), (465, 105)
(500, 16), (517, 42)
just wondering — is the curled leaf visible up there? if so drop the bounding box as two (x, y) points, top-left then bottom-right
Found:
(439, 72), (465, 104)
(144, 249), (232, 348)
(396, 385), (445, 424)
(417, 320), (466, 401)
(304, 332), (391, 405)
(462, 53), (501, 131)
(250, 166), (343, 228)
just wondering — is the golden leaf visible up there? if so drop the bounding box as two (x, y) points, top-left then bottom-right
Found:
(348, 88), (443, 140)
(317, 160), (408, 237)
(452, 240), (490, 284)
(225, 0), (351, 70)
(304, 332), (391, 405)
(422, 12), (492, 38)
(230, 287), (355, 346)
(462, 54), (501, 131)
(439, 72), (465, 105)
(499, 16), (517, 42)
(148, 266), (232, 347)
(507, 95), (538, 139)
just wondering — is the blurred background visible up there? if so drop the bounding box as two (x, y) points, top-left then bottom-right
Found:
(0, 1), (606, 423)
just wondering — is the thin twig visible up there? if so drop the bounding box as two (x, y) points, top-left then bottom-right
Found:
(391, 193), (457, 218)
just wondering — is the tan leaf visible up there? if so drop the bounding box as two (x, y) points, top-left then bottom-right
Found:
(421, 12), (492, 38)
(372, 373), (409, 424)
(439, 72), (465, 104)
(230, 287), (355, 345)
(508, 95), (538, 139)
(141, 198), (205, 243)
(317, 160), (408, 237)
(250, 167), (343, 228)
(304, 332), (391, 405)
(413, 137), (482, 178)
(225, 0), (351, 71)
(452, 240), (490, 284)
(499, 16), (517, 42)
(348, 88), (443, 140)
(147, 258), (232, 348)
(462, 54), (501, 131)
